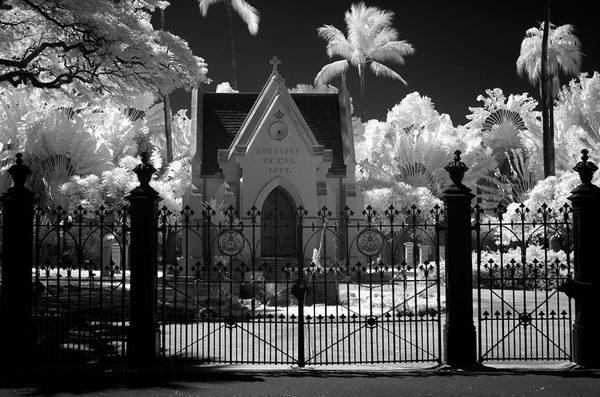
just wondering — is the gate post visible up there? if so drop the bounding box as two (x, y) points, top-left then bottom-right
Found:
(564, 149), (600, 368)
(0, 154), (36, 362)
(126, 152), (161, 361)
(442, 150), (477, 367)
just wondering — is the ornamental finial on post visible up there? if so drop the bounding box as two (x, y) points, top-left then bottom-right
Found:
(8, 153), (31, 189)
(573, 149), (598, 186)
(133, 151), (156, 188)
(445, 150), (468, 187)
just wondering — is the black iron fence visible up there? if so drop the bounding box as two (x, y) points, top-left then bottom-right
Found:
(474, 203), (573, 362)
(158, 204), (443, 365)
(32, 205), (129, 361)
(1, 150), (599, 367)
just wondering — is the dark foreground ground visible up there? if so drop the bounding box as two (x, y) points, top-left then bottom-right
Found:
(0, 364), (598, 396)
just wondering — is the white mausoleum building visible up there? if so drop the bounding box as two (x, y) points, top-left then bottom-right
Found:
(185, 59), (362, 259)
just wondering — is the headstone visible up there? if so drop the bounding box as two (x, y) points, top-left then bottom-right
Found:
(404, 242), (414, 265)
(418, 244), (430, 263)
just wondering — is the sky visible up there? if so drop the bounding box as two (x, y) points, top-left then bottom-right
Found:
(163, 0), (600, 124)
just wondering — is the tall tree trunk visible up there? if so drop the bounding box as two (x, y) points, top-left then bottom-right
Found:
(549, 75), (557, 172)
(540, 0), (554, 177)
(359, 63), (366, 121)
(160, 8), (174, 164)
(163, 95), (174, 163)
(226, 3), (239, 90)
(549, 90), (555, 168)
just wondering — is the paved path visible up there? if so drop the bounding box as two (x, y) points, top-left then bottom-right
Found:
(0, 365), (598, 396)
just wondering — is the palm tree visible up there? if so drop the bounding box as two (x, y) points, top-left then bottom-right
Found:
(314, 2), (414, 121)
(517, 17), (582, 176)
(198, 0), (260, 90)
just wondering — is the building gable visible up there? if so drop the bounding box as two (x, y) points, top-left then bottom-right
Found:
(228, 72), (323, 158)
(200, 89), (346, 175)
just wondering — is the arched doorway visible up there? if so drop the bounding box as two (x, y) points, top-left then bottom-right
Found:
(261, 187), (296, 257)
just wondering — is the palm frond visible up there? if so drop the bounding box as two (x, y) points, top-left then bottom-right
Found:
(231, 0), (260, 35)
(369, 62), (407, 85)
(372, 27), (398, 48)
(197, 0), (221, 16)
(525, 27), (542, 37)
(505, 148), (538, 203)
(517, 22), (582, 86)
(370, 40), (414, 64)
(344, 4), (366, 55)
(314, 60), (349, 85)
(517, 33), (542, 85)
(345, 2), (394, 57)
(396, 162), (440, 196)
(317, 25), (353, 58)
(550, 25), (582, 76)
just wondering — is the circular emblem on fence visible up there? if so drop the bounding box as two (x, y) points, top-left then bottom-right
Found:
(356, 229), (384, 257)
(217, 229), (245, 256)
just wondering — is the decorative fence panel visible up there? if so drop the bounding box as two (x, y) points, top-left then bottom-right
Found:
(158, 204), (444, 366)
(2, 151), (595, 367)
(474, 203), (573, 363)
(32, 206), (129, 361)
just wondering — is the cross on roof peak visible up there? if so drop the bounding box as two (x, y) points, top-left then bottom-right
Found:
(270, 56), (281, 73)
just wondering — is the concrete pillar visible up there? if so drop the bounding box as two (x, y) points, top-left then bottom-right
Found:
(565, 149), (600, 368)
(126, 152), (161, 361)
(0, 154), (36, 362)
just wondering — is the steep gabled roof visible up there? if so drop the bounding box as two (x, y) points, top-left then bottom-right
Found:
(201, 92), (345, 175)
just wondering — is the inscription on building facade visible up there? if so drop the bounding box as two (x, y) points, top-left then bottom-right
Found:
(256, 147), (300, 174)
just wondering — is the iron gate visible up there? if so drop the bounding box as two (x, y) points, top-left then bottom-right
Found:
(474, 203), (573, 362)
(32, 205), (129, 360)
(158, 204), (444, 366)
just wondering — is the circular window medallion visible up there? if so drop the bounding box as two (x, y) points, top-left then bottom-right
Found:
(356, 229), (384, 257)
(270, 121), (288, 140)
(217, 229), (245, 256)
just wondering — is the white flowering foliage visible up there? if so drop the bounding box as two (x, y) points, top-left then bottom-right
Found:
(0, 84), (196, 210)
(354, 91), (494, 205)
(145, 103), (193, 163)
(505, 171), (600, 223)
(363, 185), (442, 217)
(288, 83), (338, 94)
(463, 89), (546, 204)
(0, 0), (209, 99)
(216, 82), (239, 93)
(60, 154), (193, 215)
(0, 85), (114, 205)
(555, 72), (600, 162)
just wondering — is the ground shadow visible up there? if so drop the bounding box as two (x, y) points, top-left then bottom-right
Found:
(0, 361), (598, 395)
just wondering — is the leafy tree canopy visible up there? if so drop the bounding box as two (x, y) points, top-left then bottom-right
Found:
(0, 0), (208, 101)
